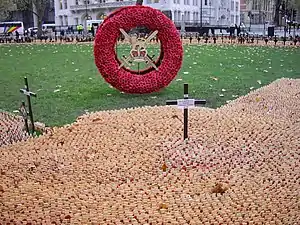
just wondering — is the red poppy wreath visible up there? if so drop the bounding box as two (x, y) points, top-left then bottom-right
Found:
(94, 5), (183, 94)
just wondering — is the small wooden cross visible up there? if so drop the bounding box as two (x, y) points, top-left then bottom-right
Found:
(166, 83), (206, 140)
(20, 77), (37, 135)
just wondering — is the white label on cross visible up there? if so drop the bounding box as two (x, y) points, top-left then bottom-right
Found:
(21, 89), (32, 96)
(177, 99), (195, 109)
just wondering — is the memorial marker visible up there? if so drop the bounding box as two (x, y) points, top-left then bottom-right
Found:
(166, 83), (206, 140)
(20, 77), (37, 135)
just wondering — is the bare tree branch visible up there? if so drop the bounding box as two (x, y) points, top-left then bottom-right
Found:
(13, 0), (50, 37)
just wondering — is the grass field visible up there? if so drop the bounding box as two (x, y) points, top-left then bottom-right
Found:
(0, 43), (300, 126)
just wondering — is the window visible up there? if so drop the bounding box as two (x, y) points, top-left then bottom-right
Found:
(253, 14), (260, 24)
(74, 18), (79, 25)
(184, 11), (190, 21)
(231, 1), (234, 11)
(204, 0), (207, 5)
(235, 15), (239, 24)
(59, 16), (63, 26)
(236, 2), (239, 11)
(64, 0), (67, 9)
(64, 16), (68, 26)
(59, 0), (62, 9)
(252, 0), (259, 10)
(154, 0), (159, 3)
(75, 0), (79, 5)
(231, 15), (234, 24)
(240, 13), (244, 24)
(178, 11), (181, 21)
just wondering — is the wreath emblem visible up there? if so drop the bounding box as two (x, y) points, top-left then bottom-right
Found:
(94, 5), (183, 94)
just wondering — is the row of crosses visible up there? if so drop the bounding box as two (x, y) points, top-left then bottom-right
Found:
(18, 78), (205, 140)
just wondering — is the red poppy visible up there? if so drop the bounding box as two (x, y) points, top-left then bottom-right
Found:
(94, 5), (183, 94)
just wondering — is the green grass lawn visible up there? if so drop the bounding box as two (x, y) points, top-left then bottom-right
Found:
(0, 43), (300, 127)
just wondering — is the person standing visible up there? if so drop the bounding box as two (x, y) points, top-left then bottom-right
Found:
(213, 36), (217, 44)
(87, 24), (92, 34)
(91, 25), (95, 37)
(77, 24), (83, 35)
(274, 36), (278, 45)
(15, 30), (19, 42)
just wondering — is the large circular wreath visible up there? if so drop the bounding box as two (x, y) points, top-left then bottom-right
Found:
(94, 5), (183, 94)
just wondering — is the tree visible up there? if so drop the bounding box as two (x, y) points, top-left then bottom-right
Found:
(0, 0), (17, 21)
(273, 0), (282, 26)
(274, 0), (300, 25)
(15, 0), (50, 37)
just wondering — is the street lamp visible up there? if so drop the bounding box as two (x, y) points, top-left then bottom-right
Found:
(83, 0), (92, 34)
(248, 11), (253, 32)
(181, 11), (185, 34)
(84, 0), (91, 19)
(280, 2), (288, 40)
(263, 12), (266, 36)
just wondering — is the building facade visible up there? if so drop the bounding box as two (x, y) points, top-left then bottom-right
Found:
(54, 0), (240, 27)
(240, 0), (275, 27)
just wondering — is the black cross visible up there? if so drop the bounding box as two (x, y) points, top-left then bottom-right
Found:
(166, 83), (206, 140)
(20, 77), (36, 135)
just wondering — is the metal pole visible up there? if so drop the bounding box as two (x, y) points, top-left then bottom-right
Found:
(209, 1), (211, 25)
(249, 15), (251, 32)
(85, 0), (88, 35)
(85, 0), (88, 18)
(200, 0), (203, 28)
(263, 13), (266, 36)
(24, 77), (35, 134)
(284, 15), (287, 41)
(183, 83), (188, 140)
(293, 22), (296, 38)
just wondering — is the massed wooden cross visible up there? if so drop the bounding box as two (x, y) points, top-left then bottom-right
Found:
(166, 83), (206, 140)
